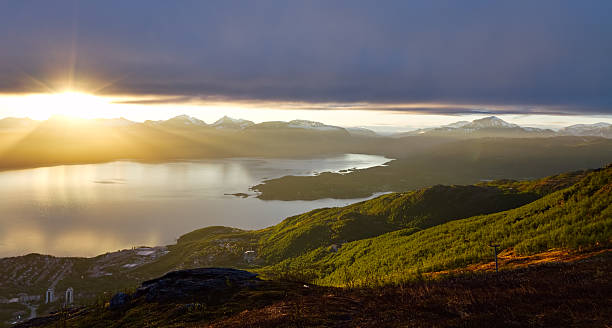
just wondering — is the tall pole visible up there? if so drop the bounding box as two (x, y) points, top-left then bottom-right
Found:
(489, 244), (500, 273)
(494, 246), (498, 273)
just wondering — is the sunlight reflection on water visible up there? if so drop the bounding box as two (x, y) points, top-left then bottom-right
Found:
(0, 154), (391, 257)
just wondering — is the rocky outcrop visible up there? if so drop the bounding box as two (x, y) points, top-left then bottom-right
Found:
(132, 268), (260, 303)
(109, 292), (131, 310)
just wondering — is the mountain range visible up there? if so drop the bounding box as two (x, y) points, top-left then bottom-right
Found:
(2, 115), (610, 138)
(143, 115), (359, 134)
(399, 116), (612, 138)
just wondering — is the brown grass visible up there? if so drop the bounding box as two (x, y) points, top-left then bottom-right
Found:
(430, 248), (610, 276)
(15, 249), (612, 328)
(208, 251), (611, 327)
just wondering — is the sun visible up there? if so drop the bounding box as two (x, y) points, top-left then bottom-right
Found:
(12, 91), (115, 120)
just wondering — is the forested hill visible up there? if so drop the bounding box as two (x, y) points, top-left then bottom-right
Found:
(265, 165), (612, 286)
(148, 168), (592, 273)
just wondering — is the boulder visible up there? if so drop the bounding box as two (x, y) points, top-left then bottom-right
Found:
(134, 268), (260, 303)
(109, 292), (131, 310)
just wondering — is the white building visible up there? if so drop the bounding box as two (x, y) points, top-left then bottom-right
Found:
(65, 287), (74, 305)
(243, 250), (256, 263)
(45, 288), (54, 304)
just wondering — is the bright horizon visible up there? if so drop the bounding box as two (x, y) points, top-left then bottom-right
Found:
(1, 1), (610, 133)
(1, 91), (610, 133)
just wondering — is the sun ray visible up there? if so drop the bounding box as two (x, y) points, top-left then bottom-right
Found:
(66, 1), (80, 91)
(90, 74), (130, 94)
(0, 119), (42, 161)
(18, 70), (58, 94)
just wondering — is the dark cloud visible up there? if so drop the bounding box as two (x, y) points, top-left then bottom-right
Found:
(112, 96), (198, 105)
(382, 107), (598, 116)
(0, 0), (611, 115)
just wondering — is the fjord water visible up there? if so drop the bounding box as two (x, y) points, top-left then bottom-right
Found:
(0, 154), (390, 257)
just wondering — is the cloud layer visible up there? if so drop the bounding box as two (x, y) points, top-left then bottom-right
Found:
(1, 0), (611, 115)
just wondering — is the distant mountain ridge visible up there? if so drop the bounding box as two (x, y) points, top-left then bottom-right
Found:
(212, 116), (254, 129)
(138, 115), (375, 135)
(399, 116), (554, 138)
(1, 115), (609, 138)
(558, 122), (612, 138)
(398, 116), (611, 138)
(93, 117), (136, 127)
(144, 114), (207, 128)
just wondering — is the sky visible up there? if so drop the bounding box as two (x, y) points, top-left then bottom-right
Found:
(0, 0), (611, 131)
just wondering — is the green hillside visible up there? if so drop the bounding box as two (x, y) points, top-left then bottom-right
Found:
(138, 168), (590, 273)
(264, 165), (612, 286)
(256, 185), (543, 263)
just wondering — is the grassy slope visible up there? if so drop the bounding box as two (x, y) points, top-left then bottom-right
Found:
(132, 227), (259, 278)
(14, 253), (612, 328)
(256, 185), (543, 263)
(144, 171), (584, 273)
(159, 169), (590, 270)
(212, 257), (611, 328)
(265, 166), (612, 286)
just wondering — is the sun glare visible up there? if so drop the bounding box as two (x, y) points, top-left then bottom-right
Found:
(19, 92), (113, 120)
(29, 91), (111, 118)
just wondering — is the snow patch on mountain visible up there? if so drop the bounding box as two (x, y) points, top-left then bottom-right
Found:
(171, 115), (207, 126)
(212, 116), (254, 129)
(287, 120), (344, 131)
(464, 116), (519, 129)
(443, 121), (470, 129)
(145, 115), (207, 127)
(558, 122), (612, 137)
(394, 116), (555, 137)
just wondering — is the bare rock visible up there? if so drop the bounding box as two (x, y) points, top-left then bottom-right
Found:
(133, 268), (260, 303)
(109, 292), (131, 310)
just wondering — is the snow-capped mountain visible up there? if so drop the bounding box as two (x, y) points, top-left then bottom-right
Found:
(287, 120), (345, 131)
(462, 116), (520, 129)
(398, 116), (612, 139)
(4, 114), (609, 140)
(557, 122), (612, 138)
(400, 116), (554, 138)
(167, 115), (207, 126)
(443, 121), (470, 129)
(247, 119), (351, 136)
(212, 116), (254, 129)
(145, 115), (207, 128)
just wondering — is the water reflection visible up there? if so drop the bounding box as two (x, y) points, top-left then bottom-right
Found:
(0, 154), (390, 257)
